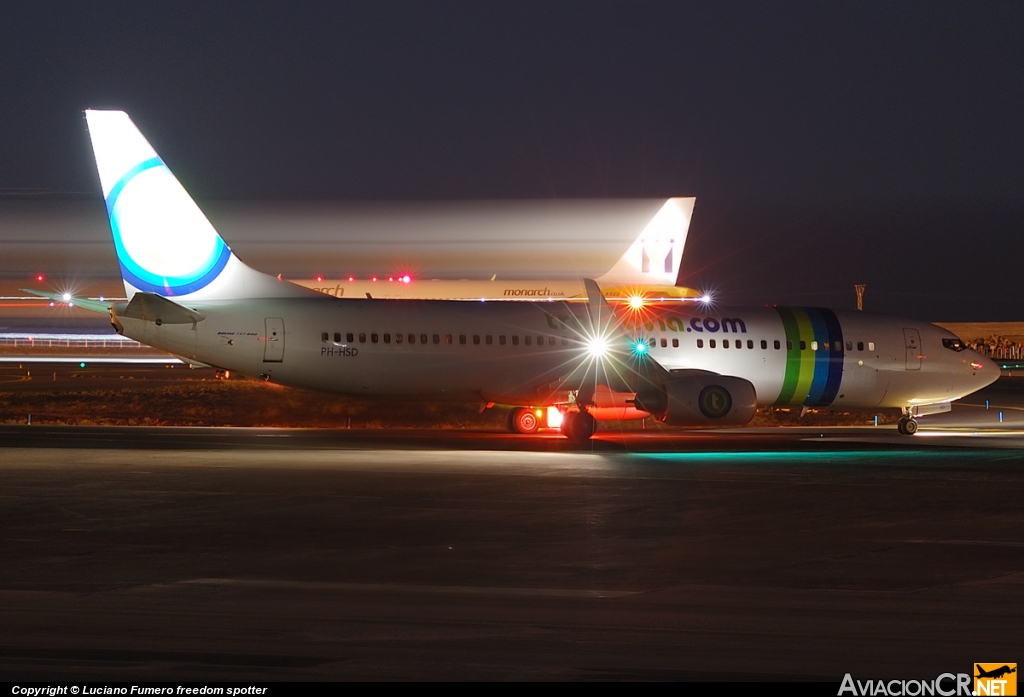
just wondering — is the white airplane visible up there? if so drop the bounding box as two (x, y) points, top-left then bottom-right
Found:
(40, 109), (996, 441)
(290, 197), (703, 304)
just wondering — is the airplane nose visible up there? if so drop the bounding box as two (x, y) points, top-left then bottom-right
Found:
(968, 350), (1000, 390)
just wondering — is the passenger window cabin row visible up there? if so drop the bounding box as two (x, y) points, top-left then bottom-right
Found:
(321, 331), (877, 353)
(322, 332), (569, 347)
(694, 338), (876, 351)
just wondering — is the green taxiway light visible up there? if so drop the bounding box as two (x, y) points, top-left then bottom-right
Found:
(632, 450), (993, 465)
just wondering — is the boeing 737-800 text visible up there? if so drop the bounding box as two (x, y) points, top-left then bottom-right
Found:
(35, 110), (995, 440)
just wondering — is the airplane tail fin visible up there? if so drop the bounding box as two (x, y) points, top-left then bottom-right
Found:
(596, 197), (695, 286)
(84, 110), (311, 302)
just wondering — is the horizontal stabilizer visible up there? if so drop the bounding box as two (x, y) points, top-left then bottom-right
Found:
(119, 292), (206, 325)
(21, 289), (111, 314)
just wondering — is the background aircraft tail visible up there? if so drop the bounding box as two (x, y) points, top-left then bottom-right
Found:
(596, 197), (695, 286)
(84, 110), (311, 301)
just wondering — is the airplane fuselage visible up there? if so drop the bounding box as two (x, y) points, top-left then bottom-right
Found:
(78, 109), (1000, 437)
(111, 298), (995, 411)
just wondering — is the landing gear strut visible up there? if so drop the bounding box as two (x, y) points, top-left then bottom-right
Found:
(560, 410), (597, 441)
(897, 416), (919, 435)
(507, 407), (541, 434)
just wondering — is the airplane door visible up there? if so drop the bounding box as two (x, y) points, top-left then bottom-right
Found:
(903, 328), (921, 370)
(264, 318), (285, 362)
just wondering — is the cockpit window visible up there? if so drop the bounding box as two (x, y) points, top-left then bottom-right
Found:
(942, 337), (966, 352)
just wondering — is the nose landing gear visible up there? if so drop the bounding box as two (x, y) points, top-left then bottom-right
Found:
(897, 416), (919, 435)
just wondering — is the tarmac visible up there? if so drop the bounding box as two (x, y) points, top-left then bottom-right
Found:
(0, 425), (1022, 680)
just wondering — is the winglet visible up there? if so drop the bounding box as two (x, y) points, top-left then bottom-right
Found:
(582, 278), (607, 311)
(583, 278), (609, 334)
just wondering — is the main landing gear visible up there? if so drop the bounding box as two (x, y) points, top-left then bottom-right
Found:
(560, 410), (597, 442)
(897, 416), (919, 435)
(506, 407), (541, 434)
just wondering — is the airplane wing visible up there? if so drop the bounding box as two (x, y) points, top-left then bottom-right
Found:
(583, 277), (673, 389)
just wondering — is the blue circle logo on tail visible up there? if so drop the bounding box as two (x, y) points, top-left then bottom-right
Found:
(105, 157), (232, 296)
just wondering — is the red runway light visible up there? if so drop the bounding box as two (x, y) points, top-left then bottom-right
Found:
(36, 274), (44, 282)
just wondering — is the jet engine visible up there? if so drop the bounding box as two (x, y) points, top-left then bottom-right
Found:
(631, 370), (757, 427)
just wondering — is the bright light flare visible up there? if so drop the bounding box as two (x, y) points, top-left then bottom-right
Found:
(699, 293), (713, 304)
(62, 293), (72, 302)
(628, 295), (645, 310)
(586, 336), (610, 358)
(547, 407), (563, 428)
(633, 340), (648, 354)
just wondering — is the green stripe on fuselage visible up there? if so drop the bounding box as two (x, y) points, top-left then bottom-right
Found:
(775, 307), (819, 406)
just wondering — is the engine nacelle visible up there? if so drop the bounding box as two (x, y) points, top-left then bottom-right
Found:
(632, 370), (757, 427)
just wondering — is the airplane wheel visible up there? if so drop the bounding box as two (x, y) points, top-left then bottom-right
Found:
(508, 407), (541, 434)
(561, 411), (596, 441)
(575, 411), (597, 440)
(560, 412), (578, 439)
(897, 417), (918, 435)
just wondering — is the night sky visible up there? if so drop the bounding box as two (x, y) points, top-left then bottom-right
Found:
(1, 2), (1022, 320)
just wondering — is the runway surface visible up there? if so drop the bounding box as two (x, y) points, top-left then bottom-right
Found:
(1, 425), (1022, 681)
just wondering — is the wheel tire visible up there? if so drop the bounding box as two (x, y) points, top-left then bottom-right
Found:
(562, 411), (596, 441)
(560, 412), (578, 440)
(506, 408), (520, 433)
(509, 407), (541, 434)
(903, 418), (918, 435)
(574, 411), (597, 440)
